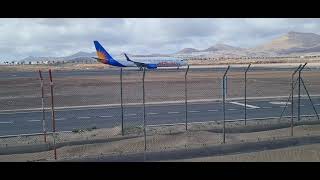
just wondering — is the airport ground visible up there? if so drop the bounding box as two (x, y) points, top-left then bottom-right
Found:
(174, 143), (320, 162)
(1, 63), (320, 161)
(1, 64), (320, 111)
(0, 66), (320, 135)
(1, 117), (320, 162)
(1, 97), (320, 136)
(1, 64), (320, 135)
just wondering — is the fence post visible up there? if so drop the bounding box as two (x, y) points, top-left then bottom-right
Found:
(120, 68), (124, 136)
(38, 70), (47, 143)
(49, 69), (57, 160)
(244, 64), (251, 126)
(279, 76), (300, 122)
(291, 64), (302, 136)
(185, 65), (190, 131)
(222, 65), (230, 144)
(300, 77), (320, 120)
(142, 67), (147, 152)
(298, 63), (307, 122)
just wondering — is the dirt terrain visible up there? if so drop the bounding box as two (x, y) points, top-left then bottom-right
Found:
(0, 63), (108, 73)
(174, 143), (320, 161)
(189, 59), (320, 65)
(1, 116), (320, 161)
(1, 63), (320, 161)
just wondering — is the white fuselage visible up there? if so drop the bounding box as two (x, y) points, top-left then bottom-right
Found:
(114, 56), (188, 67)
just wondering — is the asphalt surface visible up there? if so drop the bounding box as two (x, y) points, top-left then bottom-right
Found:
(0, 66), (316, 79)
(1, 97), (320, 136)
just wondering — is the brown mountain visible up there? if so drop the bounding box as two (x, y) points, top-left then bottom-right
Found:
(176, 32), (320, 57)
(203, 43), (243, 52)
(254, 31), (320, 54)
(176, 48), (200, 54)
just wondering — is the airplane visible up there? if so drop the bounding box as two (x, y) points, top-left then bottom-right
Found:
(93, 40), (187, 70)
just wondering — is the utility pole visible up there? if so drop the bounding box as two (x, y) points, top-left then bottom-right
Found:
(120, 68), (124, 136)
(49, 69), (57, 160)
(244, 64), (251, 126)
(222, 65), (230, 143)
(185, 65), (190, 131)
(291, 64), (302, 136)
(38, 70), (47, 143)
(297, 63), (307, 122)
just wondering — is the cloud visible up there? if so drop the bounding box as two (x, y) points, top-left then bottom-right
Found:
(1, 18), (320, 60)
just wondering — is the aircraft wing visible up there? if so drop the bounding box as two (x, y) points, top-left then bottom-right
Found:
(124, 53), (158, 69)
(124, 53), (147, 67)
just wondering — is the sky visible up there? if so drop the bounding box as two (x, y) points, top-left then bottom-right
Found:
(1, 18), (320, 60)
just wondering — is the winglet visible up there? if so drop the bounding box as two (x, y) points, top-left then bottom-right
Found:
(124, 53), (133, 62)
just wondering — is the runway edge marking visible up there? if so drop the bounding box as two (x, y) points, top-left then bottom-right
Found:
(230, 101), (260, 109)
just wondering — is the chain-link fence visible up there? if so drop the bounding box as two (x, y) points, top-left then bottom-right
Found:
(1, 64), (320, 161)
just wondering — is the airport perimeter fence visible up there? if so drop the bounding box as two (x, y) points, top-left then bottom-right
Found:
(1, 63), (320, 161)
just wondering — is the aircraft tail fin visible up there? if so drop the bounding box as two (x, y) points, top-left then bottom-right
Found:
(93, 41), (114, 63)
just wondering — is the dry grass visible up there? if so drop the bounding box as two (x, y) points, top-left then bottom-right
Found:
(175, 143), (320, 162)
(1, 118), (320, 162)
(0, 63), (109, 72)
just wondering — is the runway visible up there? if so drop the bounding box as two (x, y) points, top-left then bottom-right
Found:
(1, 96), (319, 136)
(0, 64), (318, 79)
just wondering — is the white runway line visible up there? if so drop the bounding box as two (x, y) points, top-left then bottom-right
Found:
(147, 112), (159, 115)
(227, 109), (237, 111)
(126, 113), (137, 116)
(27, 120), (41, 122)
(78, 117), (90, 119)
(2, 94), (320, 113)
(0, 111), (43, 115)
(56, 118), (66, 121)
(188, 110), (200, 113)
(148, 113), (318, 127)
(230, 102), (260, 109)
(168, 111), (180, 114)
(269, 101), (291, 105)
(0, 121), (13, 124)
(99, 115), (113, 118)
(208, 109), (218, 112)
